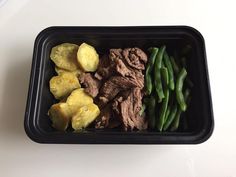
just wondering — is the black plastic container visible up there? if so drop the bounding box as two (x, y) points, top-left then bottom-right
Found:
(24, 26), (214, 144)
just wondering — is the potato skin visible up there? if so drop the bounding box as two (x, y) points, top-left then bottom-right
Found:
(48, 103), (71, 131)
(50, 43), (79, 71)
(49, 72), (80, 100)
(72, 103), (100, 130)
(66, 88), (93, 115)
(77, 43), (99, 72)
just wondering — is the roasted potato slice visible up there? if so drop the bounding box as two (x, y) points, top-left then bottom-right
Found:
(49, 72), (80, 100)
(55, 66), (82, 77)
(50, 43), (79, 71)
(72, 103), (100, 130)
(66, 88), (93, 115)
(77, 43), (99, 72)
(48, 103), (71, 131)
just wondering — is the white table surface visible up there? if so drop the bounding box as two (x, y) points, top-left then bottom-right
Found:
(0, 0), (235, 176)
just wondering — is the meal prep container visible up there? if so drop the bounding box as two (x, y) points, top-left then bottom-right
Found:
(24, 26), (214, 144)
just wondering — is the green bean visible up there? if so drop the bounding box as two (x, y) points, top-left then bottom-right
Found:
(179, 56), (194, 88)
(161, 67), (169, 88)
(157, 88), (169, 131)
(182, 89), (191, 130)
(163, 52), (175, 90)
(154, 45), (166, 102)
(170, 108), (182, 131)
(163, 104), (178, 131)
(170, 56), (180, 75)
(176, 68), (187, 111)
(178, 56), (193, 88)
(179, 46), (194, 88)
(145, 68), (153, 95)
(145, 48), (159, 95)
(147, 96), (156, 129)
(139, 104), (146, 116)
(148, 47), (159, 71)
(164, 106), (170, 123)
(171, 89), (191, 131)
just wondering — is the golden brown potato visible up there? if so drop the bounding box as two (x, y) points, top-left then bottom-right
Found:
(49, 72), (80, 100)
(77, 43), (99, 72)
(50, 43), (79, 71)
(71, 103), (100, 130)
(55, 66), (82, 77)
(48, 103), (71, 131)
(66, 88), (93, 115)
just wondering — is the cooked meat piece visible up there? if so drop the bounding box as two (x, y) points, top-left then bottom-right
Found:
(109, 49), (123, 61)
(132, 69), (144, 88)
(112, 54), (144, 88)
(113, 88), (147, 131)
(95, 104), (112, 129)
(94, 48), (148, 131)
(98, 76), (142, 106)
(95, 104), (121, 129)
(122, 48), (147, 70)
(79, 73), (101, 98)
(132, 88), (143, 116)
(112, 95), (124, 115)
(95, 55), (114, 80)
(110, 76), (141, 88)
(114, 58), (131, 77)
(99, 87), (121, 107)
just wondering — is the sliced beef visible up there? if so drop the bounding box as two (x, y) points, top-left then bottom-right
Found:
(95, 55), (114, 81)
(112, 95), (124, 115)
(79, 73), (101, 98)
(95, 104), (121, 129)
(113, 59), (144, 88)
(114, 58), (131, 77)
(132, 69), (144, 89)
(98, 76), (140, 106)
(98, 81), (121, 107)
(109, 49), (123, 61)
(112, 88), (147, 131)
(122, 48), (147, 70)
(95, 104), (112, 129)
(94, 47), (147, 131)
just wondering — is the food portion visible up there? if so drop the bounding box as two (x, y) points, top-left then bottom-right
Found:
(72, 103), (100, 131)
(48, 103), (71, 131)
(79, 73), (101, 98)
(48, 42), (100, 131)
(48, 42), (192, 132)
(49, 72), (81, 100)
(50, 43), (79, 71)
(77, 43), (99, 72)
(66, 88), (93, 115)
(144, 45), (192, 131)
(95, 48), (147, 130)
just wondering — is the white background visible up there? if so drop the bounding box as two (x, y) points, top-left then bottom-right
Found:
(0, 0), (235, 177)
